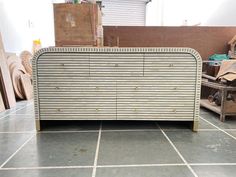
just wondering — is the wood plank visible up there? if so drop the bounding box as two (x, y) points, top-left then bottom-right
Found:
(104, 26), (236, 60)
(200, 99), (221, 114)
(0, 49), (16, 108)
(0, 90), (5, 112)
(0, 32), (5, 52)
(20, 74), (33, 100)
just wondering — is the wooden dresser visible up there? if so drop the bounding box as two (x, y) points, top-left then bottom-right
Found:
(33, 47), (202, 131)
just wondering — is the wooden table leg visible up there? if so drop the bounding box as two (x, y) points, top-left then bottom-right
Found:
(220, 89), (227, 122)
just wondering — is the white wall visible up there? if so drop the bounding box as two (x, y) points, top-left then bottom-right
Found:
(202, 0), (236, 26)
(146, 0), (163, 26)
(1, 0), (236, 53)
(0, 0), (55, 54)
(146, 0), (236, 26)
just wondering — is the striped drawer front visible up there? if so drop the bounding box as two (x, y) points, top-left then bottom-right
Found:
(33, 47), (202, 122)
(37, 54), (89, 77)
(144, 53), (197, 76)
(90, 53), (143, 77)
(37, 72), (116, 120)
(117, 79), (195, 120)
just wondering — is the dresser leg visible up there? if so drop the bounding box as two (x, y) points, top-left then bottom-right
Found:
(192, 120), (199, 132)
(35, 119), (41, 131)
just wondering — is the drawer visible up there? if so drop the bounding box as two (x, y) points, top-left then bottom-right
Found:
(144, 53), (197, 77)
(90, 53), (143, 77)
(117, 80), (196, 99)
(40, 114), (116, 120)
(117, 107), (193, 114)
(117, 113), (194, 120)
(38, 81), (116, 97)
(40, 108), (116, 115)
(37, 54), (89, 76)
(40, 107), (116, 120)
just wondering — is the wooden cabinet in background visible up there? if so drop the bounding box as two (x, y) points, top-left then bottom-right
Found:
(54, 3), (103, 47)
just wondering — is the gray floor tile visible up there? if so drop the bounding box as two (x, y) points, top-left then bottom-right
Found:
(0, 115), (35, 132)
(192, 165), (236, 177)
(158, 120), (216, 130)
(165, 131), (236, 163)
(98, 131), (183, 165)
(96, 166), (194, 177)
(0, 133), (33, 165)
(102, 121), (159, 130)
(0, 168), (92, 177)
(226, 131), (236, 138)
(4, 132), (98, 167)
(41, 120), (100, 131)
(200, 108), (211, 115)
(201, 112), (236, 129)
(11, 105), (34, 115)
(0, 110), (12, 119)
(198, 120), (218, 130)
(153, 121), (191, 130)
(0, 104), (28, 118)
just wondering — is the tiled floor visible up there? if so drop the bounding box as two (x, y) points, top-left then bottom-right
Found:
(0, 102), (236, 177)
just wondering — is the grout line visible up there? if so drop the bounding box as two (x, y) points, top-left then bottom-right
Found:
(97, 163), (186, 168)
(197, 129), (220, 131)
(160, 128), (219, 132)
(190, 163), (236, 166)
(200, 116), (236, 141)
(39, 130), (99, 133)
(38, 129), (161, 134)
(102, 129), (161, 132)
(0, 166), (93, 170)
(156, 123), (198, 177)
(92, 122), (102, 177)
(2, 162), (236, 171)
(7, 114), (34, 116)
(0, 131), (36, 134)
(0, 103), (33, 120)
(0, 134), (35, 168)
(221, 129), (236, 131)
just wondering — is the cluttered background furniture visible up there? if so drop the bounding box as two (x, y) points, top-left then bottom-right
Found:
(33, 47), (202, 131)
(201, 80), (236, 121)
(201, 42), (236, 121)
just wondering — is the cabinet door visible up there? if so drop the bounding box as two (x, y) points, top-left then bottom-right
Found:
(90, 53), (143, 77)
